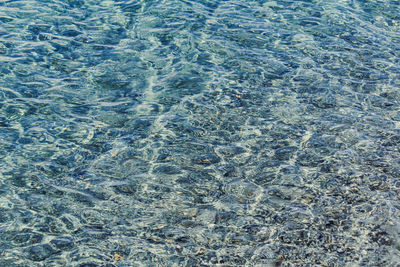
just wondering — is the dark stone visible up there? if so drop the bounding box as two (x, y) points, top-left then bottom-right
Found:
(186, 258), (201, 266)
(311, 92), (336, 109)
(254, 172), (276, 185)
(279, 165), (299, 174)
(296, 150), (324, 167)
(67, 0), (85, 8)
(216, 211), (237, 224)
(319, 160), (338, 173)
(0, 209), (11, 223)
(78, 264), (98, 267)
(277, 174), (302, 187)
(393, 179), (400, 188)
(27, 24), (51, 35)
(369, 95), (394, 108)
(176, 175), (196, 184)
(218, 164), (237, 177)
(192, 154), (221, 166)
(61, 29), (82, 37)
(167, 74), (204, 95)
(0, 117), (8, 127)
(268, 188), (292, 200)
(68, 192), (94, 207)
(218, 146), (246, 157)
(274, 146), (297, 161)
(61, 216), (78, 231)
(12, 232), (43, 246)
(153, 165), (181, 175)
(175, 236), (191, 243)
(371, 231), (393, 246)
(78, 226), (111, 239)
(112, 183), (139, 195)
(26, 244), (56, 261)
(0, 17), (13, 23)
(355, 204), (373, 213)
(131, 118), (152, 131)
(260, 160), (281, 168)
(17, 137), (32, 144)
(50, 237), (74, 250)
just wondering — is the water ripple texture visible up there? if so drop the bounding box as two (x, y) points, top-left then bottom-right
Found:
(1, 0), (400, 266)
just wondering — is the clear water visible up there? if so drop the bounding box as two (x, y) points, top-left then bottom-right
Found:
(1, 0), (400, 266)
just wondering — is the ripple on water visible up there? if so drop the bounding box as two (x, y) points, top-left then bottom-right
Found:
(0, 0), (400, 265)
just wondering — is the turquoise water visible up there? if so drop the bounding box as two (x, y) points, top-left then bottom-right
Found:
(1, 0), (400, 266)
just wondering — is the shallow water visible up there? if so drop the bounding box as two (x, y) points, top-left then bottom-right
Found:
(0, 0), (400, 266)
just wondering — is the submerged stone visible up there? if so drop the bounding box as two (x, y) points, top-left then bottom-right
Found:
(153, 165), (181, 175)
(50, 237), (74, 250)
(25, 244), (56, 261)
(192, 154), (221, 166)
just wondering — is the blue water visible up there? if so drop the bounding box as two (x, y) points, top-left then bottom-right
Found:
(1, 0), (400, 266)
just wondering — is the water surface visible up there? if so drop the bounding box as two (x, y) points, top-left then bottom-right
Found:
(1, 0), (400, 266)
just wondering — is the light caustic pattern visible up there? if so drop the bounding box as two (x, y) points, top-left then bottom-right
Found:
(0, 0), (400, 266)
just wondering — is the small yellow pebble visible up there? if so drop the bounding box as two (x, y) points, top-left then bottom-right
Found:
(114, 253), (123, 261)
(188, 209), (197, 217)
